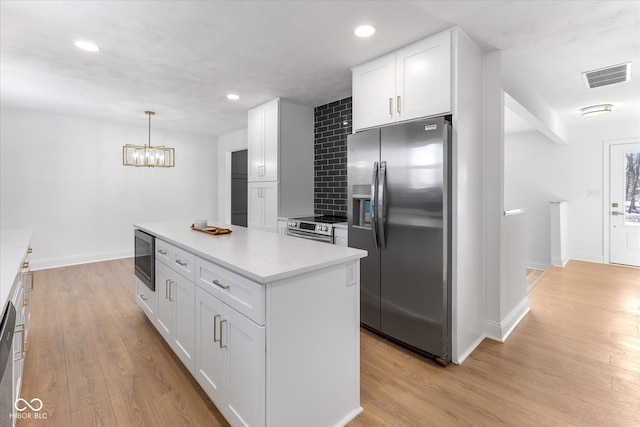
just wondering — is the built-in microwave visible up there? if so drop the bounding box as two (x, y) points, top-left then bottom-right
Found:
(134, 229), (155, 291)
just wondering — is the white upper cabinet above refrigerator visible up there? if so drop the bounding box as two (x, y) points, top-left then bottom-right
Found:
(352, 30), (451, 132)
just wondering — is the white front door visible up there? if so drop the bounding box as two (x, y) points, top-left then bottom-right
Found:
(610, 142), (640, 267)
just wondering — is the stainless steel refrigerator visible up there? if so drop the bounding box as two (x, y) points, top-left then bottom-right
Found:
(347, 116), (451, 365)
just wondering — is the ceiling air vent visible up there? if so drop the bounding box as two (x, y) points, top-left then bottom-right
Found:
(582, 62), (631, 89)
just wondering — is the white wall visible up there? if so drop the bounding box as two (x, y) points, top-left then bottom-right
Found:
(217, 128), (247, 224)
(0, 108), (218, 269)
(504, 117), (640, 267)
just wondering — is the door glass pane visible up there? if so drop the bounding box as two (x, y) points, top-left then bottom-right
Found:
(625, 151), (640, 224)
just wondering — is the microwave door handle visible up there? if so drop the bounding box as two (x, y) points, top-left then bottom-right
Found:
(371, 162), (379, 249)
(379, 160), (387, 249)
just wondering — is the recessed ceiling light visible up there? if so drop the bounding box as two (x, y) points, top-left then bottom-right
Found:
(74, 40), (99, 52)
(227, 94), (240, 100)
(580, 104), (612, 117)
(354, 25), (375, 38)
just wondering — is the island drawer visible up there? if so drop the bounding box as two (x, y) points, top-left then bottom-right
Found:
(195, 257), (265, 325)
(156, 239), (196, 282)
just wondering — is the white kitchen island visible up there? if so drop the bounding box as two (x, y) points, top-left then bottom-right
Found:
(133, 220), (367, 427)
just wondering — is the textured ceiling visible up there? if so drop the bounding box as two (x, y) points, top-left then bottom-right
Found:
(1, 1), (638, 137)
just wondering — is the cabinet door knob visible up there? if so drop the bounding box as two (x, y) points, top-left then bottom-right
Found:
(27, 247), (33, 254)
(22, 261), (29, 269)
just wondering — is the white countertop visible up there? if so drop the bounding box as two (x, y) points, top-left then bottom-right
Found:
(1, 229), (32, 312)
(134, 221), (366, 284)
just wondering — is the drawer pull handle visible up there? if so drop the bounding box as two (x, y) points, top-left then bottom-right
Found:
(158, 249), (167, 255)
(27, 247), (33, 254)
(139, 294), (148, 301)
(23, 298), (29, 307)
(22, 262), (29, 269)
(214, 314), (221, 343)
(176, 259), (188, 266)
(212, 279), (230, 290)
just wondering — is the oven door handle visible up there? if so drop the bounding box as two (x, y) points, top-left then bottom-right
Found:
(285, 228), (334, 243)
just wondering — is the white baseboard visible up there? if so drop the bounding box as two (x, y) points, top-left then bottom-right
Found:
(485, 297), (531, 343)
(31, 250), (133, 270)
(526, 260), (548, 270)
(569, 253), (604, 264)
(453, 333), (486, 365)
(551, 256), (569, 267)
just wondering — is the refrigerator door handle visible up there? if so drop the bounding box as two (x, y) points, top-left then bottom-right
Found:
(379, 160), (387, 249)
(371, 162), (379, 249)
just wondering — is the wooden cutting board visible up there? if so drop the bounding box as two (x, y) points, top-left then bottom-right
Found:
(190, 224), (232, 235)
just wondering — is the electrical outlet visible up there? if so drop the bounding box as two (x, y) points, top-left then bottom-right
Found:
(346, 263), (356, 287)
(587, 189), (601, 198)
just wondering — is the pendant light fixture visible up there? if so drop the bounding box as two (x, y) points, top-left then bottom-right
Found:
(123, 111), (175, 167)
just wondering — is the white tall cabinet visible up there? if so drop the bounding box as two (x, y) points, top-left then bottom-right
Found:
(247, 98), (313, 232)
(352, 30), (451, 131)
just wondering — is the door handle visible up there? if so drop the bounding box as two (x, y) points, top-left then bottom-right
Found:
(378, 160), (387, 249)
(220, 319), (228, 349)
(371, 162), (379, 249)
(611, 211), (624, 216)
(213, 314), (221, 343)
(168, 280), (175, 301)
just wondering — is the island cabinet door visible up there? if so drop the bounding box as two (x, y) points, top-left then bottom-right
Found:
(172, 273), (196, 374)
(195, 287), (228, 407)
(223, 304), (266, 427)
(155, 261), (174, 343)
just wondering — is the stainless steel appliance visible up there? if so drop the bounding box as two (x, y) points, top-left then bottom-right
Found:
(285, 216), (345, 244)
(134, 229), (155, 291)
(348, 116), (451, 365)
(0, 302), (16, 423)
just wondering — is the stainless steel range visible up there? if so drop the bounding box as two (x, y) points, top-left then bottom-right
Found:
(285, 215), (346, 244)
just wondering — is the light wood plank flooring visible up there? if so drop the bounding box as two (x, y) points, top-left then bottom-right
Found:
(18, 259), (639, 426)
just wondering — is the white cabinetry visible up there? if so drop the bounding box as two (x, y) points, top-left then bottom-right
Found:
(195, 287), (265, 426)
(134, 224), (364, 427)
(334, 226), (348, 246)
(135, 277), (157, 318)
(154, 240), (196, 373)
(248, 181), (278, 233)
(196, 256), (267, 426)
(248, 99), (279, 182)
(277, 219), (287, 235)
(6, 240), (33, 427)
(247, 98), (313, 232)
(352, 30), (451, 131)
